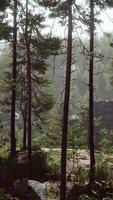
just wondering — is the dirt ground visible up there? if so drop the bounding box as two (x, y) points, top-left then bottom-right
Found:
(1, 150), (113, 200)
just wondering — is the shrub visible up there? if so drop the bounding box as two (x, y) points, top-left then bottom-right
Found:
(31, 150), (48, 176)
(46, 152), (60, 177)
(0, 156), (17, 177)
(32, 139), (42, 151)
(0, 145), (10, 159)
(95, 160), (111, 183)
(73, 166), (88, 184)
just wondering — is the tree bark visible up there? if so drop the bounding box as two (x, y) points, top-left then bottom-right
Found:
(10, 0), (17, 156)
(23, 109), (27, 150)
(60, 0), (72, 199)
(25, 0), (32, 177)
(89, 0), (95, 185)
(20, 106), (27, 150)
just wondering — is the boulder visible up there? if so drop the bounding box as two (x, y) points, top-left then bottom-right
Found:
(14, 179), (47, 199)
(28, 180), (47, 199)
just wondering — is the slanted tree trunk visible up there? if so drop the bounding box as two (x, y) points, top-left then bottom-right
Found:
(89, 0), (95, 185)
(25, 0), (32, 177)
(60, 0), (72, 199)
(10, 0), (17, 156)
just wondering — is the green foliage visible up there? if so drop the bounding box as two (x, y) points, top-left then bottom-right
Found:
(95, 160), (111, 183)
(0, 0), (62, 145)
(100, 129), (113, 153)
(0, 0), (10, 11)
(32, 140), (42, 151)
(79, 195), (95, 200)
(37, 106), (62, 148)
(0, 147), (61, 178)
(46, 151), (60, 177)
(38, 0), (68, 25)
(0, 187), (10, 200)
(0, 0), (11, 40)
(104, 0), (113, 8)
(68, 115), (87, 150)
(67, 150), (80, 161)
(31, 36), (61, 58)
(0, 145), (10, 159)
(33, 92), (55, 115)
(47, 185), (59, 200)
(73, 166), (88, 184)
(30, 151), (49, 176)
(0, 22), (11, 40)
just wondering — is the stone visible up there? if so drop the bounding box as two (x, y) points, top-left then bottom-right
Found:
(14, 179), (29, 197)
(14, 179), (47, 200)
(28, 180), (47, 199)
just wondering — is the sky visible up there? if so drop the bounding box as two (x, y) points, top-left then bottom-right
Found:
(42, 6), (113, 38)
(2, 1), (113, 40)
(99, 8), (113, 33)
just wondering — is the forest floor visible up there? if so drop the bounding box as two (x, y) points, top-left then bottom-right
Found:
(0, 149), (113, 200)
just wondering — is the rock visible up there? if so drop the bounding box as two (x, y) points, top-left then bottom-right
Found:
(14, 179), (47, 199)
(28, 180), (47, 199)
(14, 179), (29, 197)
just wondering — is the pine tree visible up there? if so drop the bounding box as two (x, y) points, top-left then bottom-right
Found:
(89, 0), (95, 184)
(10, 0), (17, 156)
(16, 0), (61, 175)
(60, 0), (73, 199)
(0, 0), (11, 40)
(25, 0), (32, 176)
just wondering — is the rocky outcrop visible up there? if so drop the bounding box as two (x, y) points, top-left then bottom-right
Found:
(14, 179), (47, 199)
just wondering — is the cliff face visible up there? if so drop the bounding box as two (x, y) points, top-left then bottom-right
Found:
(94, 101), (113, 130)
(94, 101), (113, 148)
(69, 101), (113, 149)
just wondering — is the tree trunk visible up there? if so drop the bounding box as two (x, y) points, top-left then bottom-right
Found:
(60, 0), (72, 199)
(10, 0), (17, 156)
(89, 0), (95, 185)
(25, 0), (32, 177)
(23, 110), (27, 150)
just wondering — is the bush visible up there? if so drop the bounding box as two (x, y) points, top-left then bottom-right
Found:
(73, 166), (88, 184)
(95, 160), (111, 183)
(31, 150), (48, 176)
(0, 148), (61, 179)
(0, 145), (10, 159)
(0, 149), (49, 178)
(0, 156), (17, 177)
(32, 139), (42, 151)
(46, 151), (60, 177)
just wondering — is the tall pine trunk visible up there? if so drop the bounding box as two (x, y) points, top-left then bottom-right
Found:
(10, 0), (17, 156)
(20, 107), (27, 150)
(25, 0), (32, 177)
(20, 89), (27, 150)
(89, 0), (95, 184)
(22, 109), (27, 150)
(60, 0), (72, 199)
